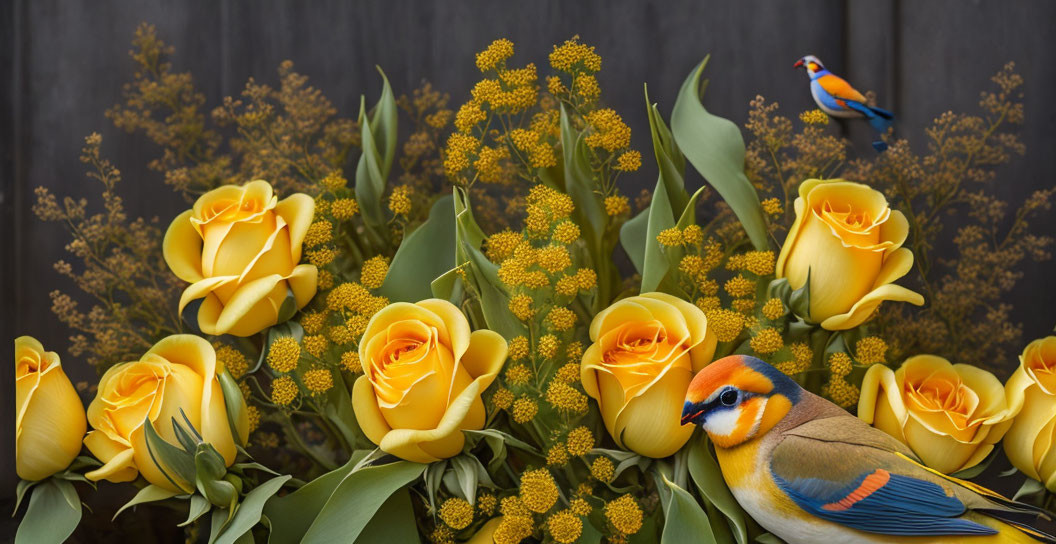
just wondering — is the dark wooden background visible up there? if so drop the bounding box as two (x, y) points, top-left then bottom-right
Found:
(2, 0), (1055, 526)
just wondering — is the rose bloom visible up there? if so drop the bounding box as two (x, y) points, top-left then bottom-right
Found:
(581, 292), (716, 458)
(84, 335), (249, 491)
(859, 354), (1014, 474)
(164, 179), (317, 337)
(1004, 336), (1056, 490)
(15, 337), (87, 481)
(776, 178), (923, 330)
(352, 299), (508, 463)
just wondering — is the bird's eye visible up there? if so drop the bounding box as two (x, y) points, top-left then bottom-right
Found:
(719, 389), (738, 406)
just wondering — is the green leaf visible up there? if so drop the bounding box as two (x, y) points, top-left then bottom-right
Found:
(787, 269), (812, 322)
(355, 92), (388, 233)
(560, 105), (606, 256)
(640, 174), (676, 293)
(180, 494), (212, 527)
(15, 480), (81, 544)
(217, 369), (247, 447)
(322, 377), (363, 451)
(676, 187), (707, 230)
(645, 88), (689, 213)
(378, 195), (456, 302)
(142, 417), (196, 492)
(657, 474), (717, 544)
(688, 433), (748, 544)
(264, 451), (370, 544)
(13, 479), (39, 515)
(1014, 478), (1045, 501)
(430, 267), (461, 302)
(113, 484), (181, 520)
(754, 534), (785, 544)
(212, 475), (291, 544)
(671, 56), (769, 251)
(371, 67), (398, 180)
(620, 209), (649, 275)
(454, 189), (526, 338)
(301, 461), (426, 543)
(355, 489), (422, 543)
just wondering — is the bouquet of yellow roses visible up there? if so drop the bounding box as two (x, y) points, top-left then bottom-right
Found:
(14, 25), (1056, 544)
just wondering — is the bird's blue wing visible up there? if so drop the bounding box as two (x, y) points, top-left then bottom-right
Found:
(770, 433), (996, 537)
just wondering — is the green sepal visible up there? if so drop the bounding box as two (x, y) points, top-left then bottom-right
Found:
(442, 454), (495, 506)
(949, 447), (1000, 480)
(787, 268), (812, 321)
(179, 494), (212, 527)
(275, 286), (298, 325)
(671, 56), (769, 251)
(209, 474), (291, 544)
(464, 428), (539, 473)
(142, 416), (196, 492)
(14, 479), (81, 544)
(217, 369), (248, 447)
(113, 484), (181, 521)
(195, 443), (237, 510)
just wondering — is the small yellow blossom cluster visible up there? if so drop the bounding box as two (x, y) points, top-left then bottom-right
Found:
(590, 456), (615, 483)
(726, 250), (776, 276)
(525, 185), (575, 237)
(604, 194), (630, 217)
(546, 36), (603, 110)
(302, 368), (334, 394)
(565, 426), (595, 456)
(605, 495), (643, 537)
(387, 185), (412, 216)
(215, 344), (249, 379)
(359, 255), (389, 289)
(776, 342), (813, 376)
(761, 197), (783, 216)
(270, 375), (298, 406)
(824, 352), (860, 408)
(799, 109), (830, 125)
(439, 497), (474, 530)
(749, 327), (784, 355)
(705, 308), (745, 343)
(267, 336), (301, 373)
(584, 109), (631, 152)
(855, 337), (888, 365)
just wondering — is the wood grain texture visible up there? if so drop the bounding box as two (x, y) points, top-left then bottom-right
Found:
(2, 0), (1054, 514)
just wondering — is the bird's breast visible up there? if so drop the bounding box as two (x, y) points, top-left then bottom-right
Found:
(809, 81), (861, 119)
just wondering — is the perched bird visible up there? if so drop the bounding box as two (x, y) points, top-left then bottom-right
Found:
(794, 54), (894, 151)
(681, 355), (1055, 543)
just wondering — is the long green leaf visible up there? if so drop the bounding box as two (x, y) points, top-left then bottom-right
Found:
(371, 67), (398, 179)
(301, 461), (426, 543)
(671, 57), (769, 250)
(378, 195), (456, 302)
(217, 370), (246, 448)
(264, 451), (370, 544)
(688, 433), (748, 544)
(640, 175), (676, 293)
(212, 475), (291, 544)
(142, 418), (195, 492)
(658, 474), (717, 544)
(560, 105), (606, 255)
(355, 489), (422, 543)
(15, 480), (81, 544)
(180, 494), (212, 527)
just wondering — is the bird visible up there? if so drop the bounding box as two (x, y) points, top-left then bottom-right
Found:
(681, 355), (1056, 543)
(794, 54), (894, 151)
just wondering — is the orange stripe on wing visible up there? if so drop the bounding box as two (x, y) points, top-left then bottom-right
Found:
(821, 469), (891, 512)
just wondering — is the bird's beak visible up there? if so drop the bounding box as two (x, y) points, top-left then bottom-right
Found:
(680, 403), (704, 426)
(793, 59), (804, 69)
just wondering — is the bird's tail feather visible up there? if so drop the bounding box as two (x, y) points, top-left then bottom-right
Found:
(977, 510), (1056, 543)
(843, 100), (895, 132)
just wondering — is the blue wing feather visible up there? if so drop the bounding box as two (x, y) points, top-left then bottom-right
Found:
(773, 468), (998, 536)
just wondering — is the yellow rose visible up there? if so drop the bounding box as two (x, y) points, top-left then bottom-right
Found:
(15, 337), (87, 481)
(84, 335), (249, 491)
(164, 179), (317, 337)
(858, 354), (1014, 474)
(581, 292), (717, 458)
(466, 518), (502, 543)
(352, 299), (508, 463)
(1004, 336), (1056, 490)
(776, 178), (924, 330)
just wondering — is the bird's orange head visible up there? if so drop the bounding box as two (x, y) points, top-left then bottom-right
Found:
(681, 355), (802, 448)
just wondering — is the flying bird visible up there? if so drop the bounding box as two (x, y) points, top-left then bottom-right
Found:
(682, 355), (1055, 544)
(794, 54), (894, 151)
